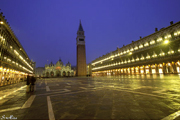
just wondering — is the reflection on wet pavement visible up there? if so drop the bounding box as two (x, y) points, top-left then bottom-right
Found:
(0, 74), (180, 119)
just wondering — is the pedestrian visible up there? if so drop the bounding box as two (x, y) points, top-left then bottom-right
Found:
(31, 75), (36, 92)
(26, 75), (31, 92)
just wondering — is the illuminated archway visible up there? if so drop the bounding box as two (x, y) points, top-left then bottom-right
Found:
(50, 71), (54, 77)
(46, 72), (49, 77)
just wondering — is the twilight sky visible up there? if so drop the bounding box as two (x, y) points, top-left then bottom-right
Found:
(1, 0), (180, 67)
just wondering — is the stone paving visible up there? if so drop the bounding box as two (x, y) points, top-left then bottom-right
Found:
(0, 75), (180, 120)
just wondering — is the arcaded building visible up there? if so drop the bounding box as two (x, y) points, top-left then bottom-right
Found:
(44, 59), (74, 77)
(91, 21), (180, 76)
(0, 12), (34, 86)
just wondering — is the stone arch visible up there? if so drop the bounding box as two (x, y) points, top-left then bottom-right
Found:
(46, 72), (49, 77)
(50, 71), (54, 77)
(67, 71), (70, 76)
(56, 70), (61, 77)
(71, 72), (74, 76)
(63, 71), (66, 77)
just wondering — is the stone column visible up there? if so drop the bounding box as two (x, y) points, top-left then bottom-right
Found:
(134, 67), (136, 74)
(172, 63), (177, 74)
(129, 68), (132, 74)
(0, 72), (2, 85)
(138, 67), (140, 74)
(163, 64), (167, 74)
(149, 65), (152, 74)
(156, 65), (159, 74)
(143, 67), (146, 74)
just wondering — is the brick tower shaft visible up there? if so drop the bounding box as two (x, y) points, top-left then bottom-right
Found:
(76, 20), (87, 76)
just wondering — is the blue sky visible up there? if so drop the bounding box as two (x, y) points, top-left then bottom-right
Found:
(1, 0), (180, 67)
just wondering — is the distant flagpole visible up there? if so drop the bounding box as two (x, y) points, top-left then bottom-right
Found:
(47, 60), (49, 64)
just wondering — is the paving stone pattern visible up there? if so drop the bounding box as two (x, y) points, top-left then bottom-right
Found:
(0, 75), (180, 119)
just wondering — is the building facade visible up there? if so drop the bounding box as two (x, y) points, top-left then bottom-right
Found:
(44, 59), (74, 77)
(0, 12), (34, 86)
(76, 20), (87, 76)
(35, 67), (45, 78)
(91, 21), (180, 76)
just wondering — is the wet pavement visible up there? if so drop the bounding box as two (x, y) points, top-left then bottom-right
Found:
(0, 74), (180, 120)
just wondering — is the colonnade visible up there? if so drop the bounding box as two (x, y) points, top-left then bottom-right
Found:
(0, 66), (27, 86)
(92, 61), (180, 76)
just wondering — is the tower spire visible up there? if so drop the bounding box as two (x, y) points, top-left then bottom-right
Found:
(78, 20), (84, 31)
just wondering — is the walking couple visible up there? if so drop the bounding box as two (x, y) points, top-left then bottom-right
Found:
(26, 74), (36, 92)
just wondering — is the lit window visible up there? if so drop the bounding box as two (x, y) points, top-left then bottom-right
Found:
(168, 48), (174, 55)
(130, 48), (134, 51)
(127, 49), (130, 53)
(140, 55), (145, 60)
(134, 46), (138, 50)
(139, 44), (143, 48)
(146, 54), (150, 59)
(128, 59), (131, 63)
(168, 35), (171, 38)
(157, 38), (163, 42)
(144, 42), (149, 46)
(174, 31), (180, 36)
(152, 53), (157, 58)
(159, 50), (165, 56)
(174, 32), (178, 36)
(123, 51), (127, 54)
(150, 40), (155, 45)
(120, 52), (123, 55)
(124, 60), (127, 64)
(131, 58), (135, 62)
(136, 57), (139, 61)
(165, 34), (171, 39)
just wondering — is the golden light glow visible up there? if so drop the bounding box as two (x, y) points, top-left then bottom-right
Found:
(168, 50), (174, 54)
(131, 59), (135, 62)
(152, 54), (157, 58)
(0, 67), (2, 71)
(160, 52), (165, 56)
(130, 48), (134, 51)
(164, 40), (169, 44)
(157, 38), (162, 42)
(0, 21), (3, 24)
(139, 44), (143, 48)
(146, 56), (150, 59)
(144, 42), (149, 46)
(150, 40), (155, 45)
(128, 59), (131, 63)
(136, 57), (139, 61)
(134, 46), (138, 50)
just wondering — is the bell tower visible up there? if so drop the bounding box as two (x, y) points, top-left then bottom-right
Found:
(76, 20), (86, 76)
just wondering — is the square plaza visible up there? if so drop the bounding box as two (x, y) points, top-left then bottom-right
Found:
(0, 75), (180, 120)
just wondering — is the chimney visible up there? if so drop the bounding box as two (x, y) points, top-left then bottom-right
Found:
(170, 21), (173, 25)
(140, 36), (142, 39)
(155, 28), (158, 32)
